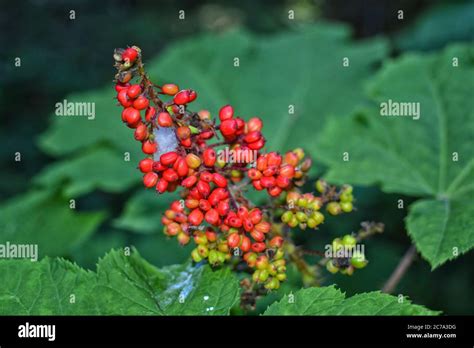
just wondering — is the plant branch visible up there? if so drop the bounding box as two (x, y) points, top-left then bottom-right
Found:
(382, 245), (417, 294)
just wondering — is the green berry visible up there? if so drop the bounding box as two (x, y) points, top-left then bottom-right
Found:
(281, 211), (293, 223)
(339, 192), (353, 203)
(307, 218), (317, 228)
(350, 251), (368, 269)
(276, 273), (287, 281)
(259, 269), (269, 282)
(191, 248), (202, 262)
(315, 179), (326, 193)
(288, 216), (299, 228)
(342, 234), (357, 248)
(327, 202), (341, 216)
(340, 201), (353, 213)
(197, 244), (209, 258)
(310, 211), (325, 225)
(297, 198), (308, 208)
(296, 211), (308, 222)
(326, 260), (339, 274)
(342, 184), (353, 194)
(208, 249), (219, 265)
(332, 238), (343, 253)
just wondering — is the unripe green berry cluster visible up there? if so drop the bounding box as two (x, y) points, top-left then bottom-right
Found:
(326, 234), (368, 276)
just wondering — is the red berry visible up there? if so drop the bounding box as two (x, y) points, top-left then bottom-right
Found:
(244, 131), (261, 144)
(173, 90), (190, 105)
(197, 180), (211, 197)
(279, 164), (295, 179)
(188, 209), (204, 226)
(217, 201), (230, 216)
(276, 175), (290, 188)
(250, 230), (265, 242)
(248, 168), (262, 180)
(118, 89), (132, 107)
(162, 83), (179, 96)
(267, 152), (282, 167)
(138, 158), (154, 173)
(205, 209), (219, 225)
(143, 172), (158, 188)
(228, 233), (240, 248)
(188, 90), (197, 102)
(127, 84), (142, 99)
(182, 175), (198, 188)
(199, 199), (212, 211)
(219, 105), (234, 121)
(200, 171), (213, 183)
(247, 117), (263, 132)
(115, 82), (130, 92)
(157, 112), (173, 127)
(133, 95), (149, 110)
(241, 236), (251, 252)
(134, 123), (148, 141)
(156, 178), (169, 193)
(145, 106), (156, 122)
(220, 119), (237, 137)
(269, 236), (284, 248)
(203, 148), (216, 167)
(177, 126), (191, 140)
(160, 152), (178, 166)
(122, 47), (138, 63)
(175, 158), (189, 177)
(260, 176), (275, 188)
(124, 107), (141, 127)
(255, 221), (271, 233)
(248, 138), (265, 150)
(142, 140), (157, 154)
(162, 168), (179, 182)
(251, 242), (266, 253)
(249, 209), (263, 224)
(212, 173), (228, 188)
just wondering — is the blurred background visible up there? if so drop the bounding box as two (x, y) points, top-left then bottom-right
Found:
(1, 0), (473, 314)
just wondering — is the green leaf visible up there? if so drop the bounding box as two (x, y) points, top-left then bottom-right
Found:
(395, 2), (474, 52)
(113, 189), (174, 234)
(0, 190), (106, 257)
(316, 44), (474, 268)
(264, 286), (439, 315)
(0, 249), (240, 315)
(34, 146), (140, 197)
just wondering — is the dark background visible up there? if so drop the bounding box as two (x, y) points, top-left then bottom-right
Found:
(1, 0), (473, 315)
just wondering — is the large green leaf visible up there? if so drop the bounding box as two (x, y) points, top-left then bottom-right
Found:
(34, 146), (140, 197)
(0, 190), (106, 257)
(0, 249), (240, 315)
(264, 286), (439, 315)
(395, 2), (474, 52)
(113, 189), (174, 234)
(316, 45), (474, 268)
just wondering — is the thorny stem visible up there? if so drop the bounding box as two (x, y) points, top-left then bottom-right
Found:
(382, 245), (417, 294)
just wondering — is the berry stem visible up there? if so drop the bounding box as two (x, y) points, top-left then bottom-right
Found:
(381, 244), (417, 294)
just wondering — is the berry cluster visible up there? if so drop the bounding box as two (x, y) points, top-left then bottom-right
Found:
(247, 149), (311, 197)
(113, 46), (367, 300)
(325, 234), (368, 276)
(316, 180), (354, 215)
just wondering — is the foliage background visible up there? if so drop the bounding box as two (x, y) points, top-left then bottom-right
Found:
(0, 0), (473, 314)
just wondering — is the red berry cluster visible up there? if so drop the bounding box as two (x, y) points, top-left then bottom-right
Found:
(112, 46), (357, 293)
